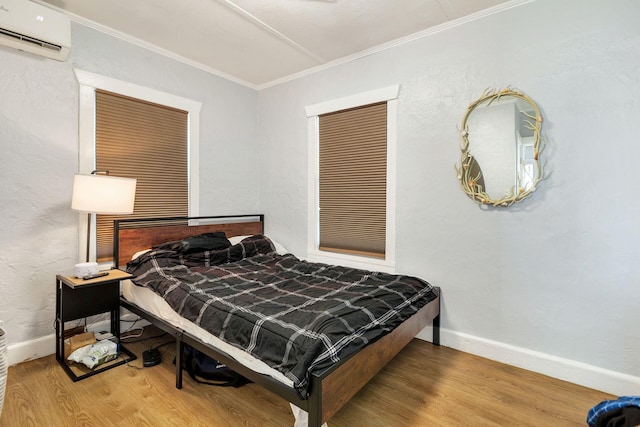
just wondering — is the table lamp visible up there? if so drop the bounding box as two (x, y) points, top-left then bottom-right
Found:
(71, 171), (136, 277)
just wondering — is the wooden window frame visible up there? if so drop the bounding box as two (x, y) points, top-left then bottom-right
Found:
(74, 69), (202, 266)
(305, 86), (399, 273)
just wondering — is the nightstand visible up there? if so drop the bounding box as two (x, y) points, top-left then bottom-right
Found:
(55, 269), (137, 381)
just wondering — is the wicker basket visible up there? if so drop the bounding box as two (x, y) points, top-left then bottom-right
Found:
(0, 321), (6, 418)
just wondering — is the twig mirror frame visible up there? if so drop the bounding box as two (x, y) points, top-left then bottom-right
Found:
(455, 88), (545, 207)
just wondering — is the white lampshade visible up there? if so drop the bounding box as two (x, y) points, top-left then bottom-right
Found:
(71, 174), (137, 214)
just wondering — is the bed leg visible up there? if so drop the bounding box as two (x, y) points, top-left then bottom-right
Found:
(308, 377), (323, 427)
(433, 314), (440, 346)
(432, 287), (441, 346)
(176, 339), (183, 389)
(308, 409), (321, 427)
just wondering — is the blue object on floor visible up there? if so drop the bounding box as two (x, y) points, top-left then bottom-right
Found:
(587, 396), (640, 427)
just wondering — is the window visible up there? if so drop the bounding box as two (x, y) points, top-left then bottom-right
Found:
(319, 102), (387, 258)
(94, 90), (189, 262)
(306, 86), (399, 272)
(75, 69), (202, 264)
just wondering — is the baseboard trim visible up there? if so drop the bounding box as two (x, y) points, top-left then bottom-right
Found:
(7, 334), (54, 366)
(417, 326), (640, 397)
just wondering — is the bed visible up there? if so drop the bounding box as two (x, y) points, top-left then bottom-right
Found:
(115, 215), (441, 427)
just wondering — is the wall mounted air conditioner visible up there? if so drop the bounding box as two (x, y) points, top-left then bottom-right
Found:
(0, 0), (70, 61)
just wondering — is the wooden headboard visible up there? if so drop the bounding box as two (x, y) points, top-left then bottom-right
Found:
(114, 215), (264, 268)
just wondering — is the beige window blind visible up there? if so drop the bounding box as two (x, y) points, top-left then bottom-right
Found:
(318, 101), (387, 259)
(95, 89), (188, 262)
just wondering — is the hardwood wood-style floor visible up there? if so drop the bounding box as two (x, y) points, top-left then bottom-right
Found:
(1, 329), (613, 426)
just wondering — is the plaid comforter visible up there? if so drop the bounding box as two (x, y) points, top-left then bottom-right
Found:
(127, 235), (436, 398)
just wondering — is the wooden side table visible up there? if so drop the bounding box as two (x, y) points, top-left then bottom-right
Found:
(55, 269), (137, 381)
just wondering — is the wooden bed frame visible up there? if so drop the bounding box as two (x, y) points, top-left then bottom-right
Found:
(115, 215), (441, 426)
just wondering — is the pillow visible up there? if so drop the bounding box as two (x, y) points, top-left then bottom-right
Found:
(154, 232), (231, 254)
(131, 249), (151, 260)
(228, 235), (288, 255)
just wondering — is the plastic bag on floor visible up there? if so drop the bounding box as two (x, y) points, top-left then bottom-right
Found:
(68, 340), (118, 369)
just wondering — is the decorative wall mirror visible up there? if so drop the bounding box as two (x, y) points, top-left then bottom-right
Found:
(455, 88), (545, 207)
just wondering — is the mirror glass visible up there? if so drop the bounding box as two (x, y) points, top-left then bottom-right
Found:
(456, 88), (545, 207)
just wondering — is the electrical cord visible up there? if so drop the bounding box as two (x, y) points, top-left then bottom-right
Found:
(120, 328), (145, 340)
(120, 317), (142, 333)
(125, 354), (144, 370)
(121, 329), (168, 343)
(122, 328), (173, 370)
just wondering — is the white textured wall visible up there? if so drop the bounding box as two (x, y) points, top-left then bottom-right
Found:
(0, 47), (77, 349)
(258, 0), (640, 393)
(0, 23), (259, 348)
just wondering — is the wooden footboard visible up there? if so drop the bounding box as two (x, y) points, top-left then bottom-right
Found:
(310, 288), (440, 426)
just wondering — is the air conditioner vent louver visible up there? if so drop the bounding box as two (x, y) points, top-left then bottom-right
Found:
(0, 27), (62, 53)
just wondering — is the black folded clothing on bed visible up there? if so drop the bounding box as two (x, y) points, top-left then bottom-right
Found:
(127, 234), (437, 398)
(152, 231), (231, 254)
